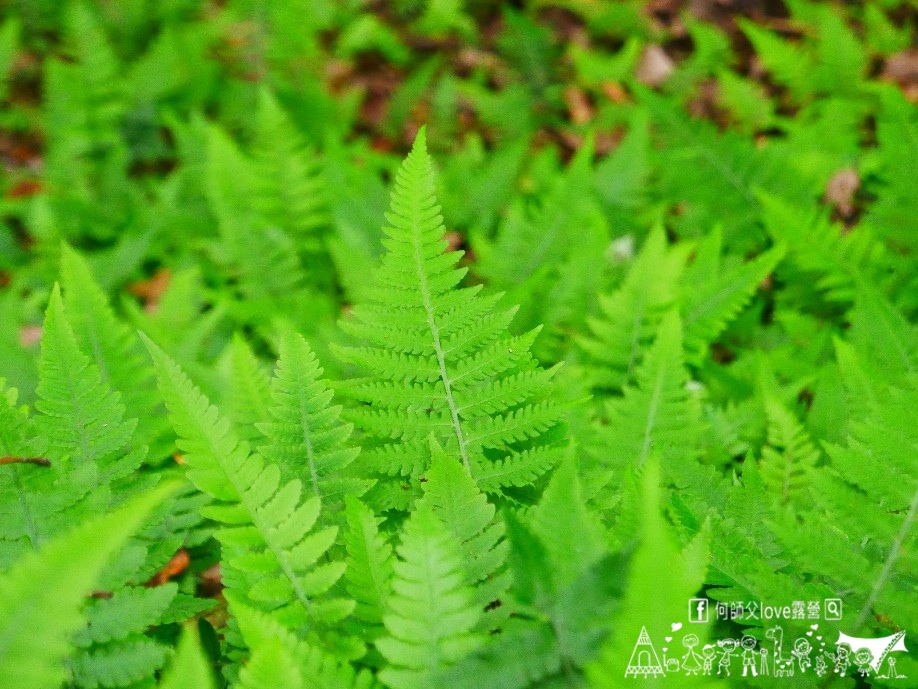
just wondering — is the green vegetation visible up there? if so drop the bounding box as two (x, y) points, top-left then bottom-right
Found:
(0, 1), (915, 687)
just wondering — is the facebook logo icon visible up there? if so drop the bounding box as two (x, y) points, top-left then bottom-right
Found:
(689, 598), (709, 623)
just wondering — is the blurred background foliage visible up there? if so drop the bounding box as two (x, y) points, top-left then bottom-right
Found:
(0, 0), (915, 401)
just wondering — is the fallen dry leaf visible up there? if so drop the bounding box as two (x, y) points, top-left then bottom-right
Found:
(636, 45), (675, 88)
(883, 49), (918, 102)
(146, 548), (191, 586)
(564, 86), (594, 125)
(19, 324), (42, 348)
(824, 168), (859, 218)
(128, 268), (172, 312)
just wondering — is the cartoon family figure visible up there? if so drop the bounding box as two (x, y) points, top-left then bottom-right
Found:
(792, 637), (813, 673)
(825, 643), (851, 675)
(626, 624), (907, 680)
(681, 634), (703, 675)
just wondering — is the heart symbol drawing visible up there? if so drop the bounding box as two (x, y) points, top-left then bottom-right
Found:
(806, 631), (813, 636)
(672, 622), (683, 632)
(817, 636), (823, 641)
(665, 637), (673, 643)
(811, 624), (819, 630)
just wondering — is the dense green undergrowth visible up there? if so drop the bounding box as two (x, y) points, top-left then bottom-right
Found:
(0, 1), (916, 688)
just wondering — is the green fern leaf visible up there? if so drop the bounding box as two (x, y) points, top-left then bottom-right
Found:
(599, 311), (701, 478)
(252, 89), (331, 264)
(417, 441), (509, 623)
(758, 397), (821, 505)
(0, 483), (176, 689)
(59, 244), (170, 460)
(778, 370), (918, 633)
(578, 225), (687, 392)
(376, 505), (483, 689)
(73, 584), (179, 648)
(36, 285), (141, 488)
(679, 229), (786, 364)
(588, 458), (710, 689)
(71, 639), (169, 689)
(228, 335), (274, 445)
(157, 626), (216, 689)
(257, 331), (370, 508)
(864, 86), (918, 250)
(142, 335), (354, 646)
(335, 129), (565, 500)
(233, 600), (374, 689)
(343, 496), (394, 644)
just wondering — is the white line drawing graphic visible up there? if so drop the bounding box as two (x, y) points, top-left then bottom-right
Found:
(792, 637), (813, 673)
(625, 627), (665, 678)
(836, 631), (908, 675)
(741, 635), (758, 677)
(717, 638), (739, 676)
(766, 626), (795, 676)
(681, 633), (703, 675)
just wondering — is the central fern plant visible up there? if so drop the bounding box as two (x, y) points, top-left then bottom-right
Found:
(335, 129), (567, 507)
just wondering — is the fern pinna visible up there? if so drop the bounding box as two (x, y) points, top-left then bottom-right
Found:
(336, 129), (566, 506)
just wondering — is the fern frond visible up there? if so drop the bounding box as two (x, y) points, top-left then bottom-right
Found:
(73, 584), (179, 648)
(142, 335), (354, 646)
(36, 285), (141, 487)
(258, 331), (370, 508)
(157, 626), (216, 689)
(759, 193), (887, 304)
(205, 125), (328, 333)
(232, 600), (374, 689)
(864, 86), (918, 251)
(778, 374), (918, 632)
(336, 129), (565, 497)
(252, 89), (331, 263)
(848, 284), (917, 383)
(416, 441), (509, 624)
(447, 461), (623, 685)
(343, 496), (393, 646)
(376, 504), (483, 689)
(72, 639), (169, 689)
(578, 225), (687, 392)
(679, 229), (785, 364)
(228, 335), (273, 445)
(643, 88), (808, 244)
(0, 483), (176, 689)
(60, 244), (170, 460)
(588, 458), (710, 689)
(758, 397), (821, 505)
(599, 311), (701, 478)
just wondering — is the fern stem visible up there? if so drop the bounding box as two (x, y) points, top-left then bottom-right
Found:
(0, 456), (51, 467)
(853, 483), (918, 631)
(409, 217), (470, 472)
(296, 385), (322, 499)
(639, 366), (665, 466)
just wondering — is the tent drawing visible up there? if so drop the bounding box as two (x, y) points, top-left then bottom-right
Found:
(625, 626), (666, 678)
(836, 631), (908, 673)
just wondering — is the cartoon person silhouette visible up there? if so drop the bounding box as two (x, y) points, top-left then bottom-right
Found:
(791, 638), (812, 673)
(717, 638), (739, 676)
(702, 645), (716, 675)
(854, 648), (873, 678)
(814, 655), (828, 676)
(681, 634), (703, 675)
(826, 643), (851, 675)
(741, 635), (758, 677)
